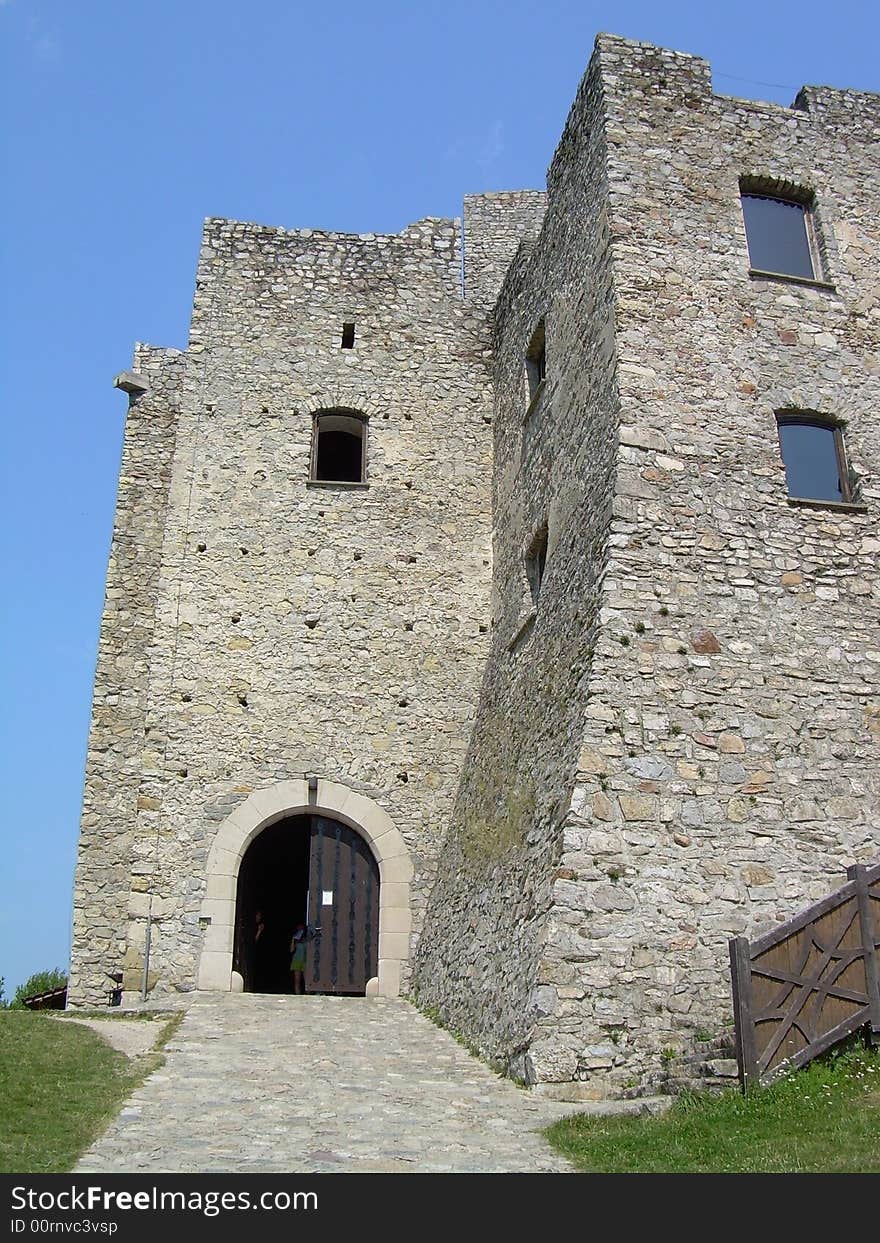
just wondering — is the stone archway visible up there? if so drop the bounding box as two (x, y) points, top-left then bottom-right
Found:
(197, 779), (412, 998)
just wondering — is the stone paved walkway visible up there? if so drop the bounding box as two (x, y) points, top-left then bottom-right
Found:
(75, 994), (576, 1173)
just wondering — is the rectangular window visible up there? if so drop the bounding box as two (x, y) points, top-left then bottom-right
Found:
(341, 322), (355, 349)
(311, 410), (367, 483)
(776, 414), (851, 503)
(741, 192), (818, 281)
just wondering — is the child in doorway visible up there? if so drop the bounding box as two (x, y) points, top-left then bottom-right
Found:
(289, 923), (308, 994)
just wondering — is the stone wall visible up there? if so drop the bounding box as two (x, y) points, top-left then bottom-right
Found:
(462, 191), (547, 308)
(72, 216), (495, 1001)
(70, 346), (185, 1005)
(413, 51), (620, 1082)
(536, 35), (879, 1095)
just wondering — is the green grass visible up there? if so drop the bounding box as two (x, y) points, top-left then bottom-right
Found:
(0, 1012), (177, 1173)
(546, 1046), (880, 1173)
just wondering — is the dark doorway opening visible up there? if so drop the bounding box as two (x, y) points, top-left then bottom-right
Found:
(235, 816), (310, 994)
(233, 814), (380, 996)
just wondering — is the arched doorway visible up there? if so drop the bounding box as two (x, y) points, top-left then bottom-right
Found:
(198, 777), (412, 998)
(233, 814), (380, 996)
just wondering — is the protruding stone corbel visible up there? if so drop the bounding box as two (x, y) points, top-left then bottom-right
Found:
(113, 370), (149, 395)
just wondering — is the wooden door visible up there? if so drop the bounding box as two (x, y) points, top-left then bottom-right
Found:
(306, 816), (379, 994)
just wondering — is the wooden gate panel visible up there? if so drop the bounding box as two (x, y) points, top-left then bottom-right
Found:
(730, 861), (880, 1089)
(307, 816), (379, 995)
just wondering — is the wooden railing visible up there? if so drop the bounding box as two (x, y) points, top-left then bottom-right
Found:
(729, 862), (880, 1091)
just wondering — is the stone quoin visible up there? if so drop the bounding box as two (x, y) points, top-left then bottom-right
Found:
(70, 34), (880, 1098)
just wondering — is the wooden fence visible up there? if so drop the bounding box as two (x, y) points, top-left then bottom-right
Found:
(729, 862), (880, 1091)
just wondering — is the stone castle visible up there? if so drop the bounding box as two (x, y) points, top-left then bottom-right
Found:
(70, 34), (879, 1097)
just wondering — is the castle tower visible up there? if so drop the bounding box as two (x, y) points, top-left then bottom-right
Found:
(72, 35), (878, 1099)
(414, 37), (880, 1093)
(70, 215), (504, 1005)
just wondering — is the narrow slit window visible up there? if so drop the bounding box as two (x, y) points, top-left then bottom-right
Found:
(311, 411), (366, 483)
(776, 414), (850, 503)
(525, 524), (549, 604)
(525, 320), (546, 404)
(741, 192), (817, 281)
(341, 322), (355, 349)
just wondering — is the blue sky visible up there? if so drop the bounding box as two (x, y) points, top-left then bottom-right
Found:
(1, 0), (878, 998)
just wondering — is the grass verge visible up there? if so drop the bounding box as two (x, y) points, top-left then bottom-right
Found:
(0, 1011), (181, 1173)
(546, 1045), (880, 1173)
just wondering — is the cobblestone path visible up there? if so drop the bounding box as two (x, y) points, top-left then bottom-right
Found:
(75, 994), (575, 1173)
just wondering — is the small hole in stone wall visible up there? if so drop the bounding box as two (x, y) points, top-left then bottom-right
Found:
(318, 510), (325, 517)
(181, 692), (192, 703)
(261, 405), (269, 414)
(479, 624), (488, 633)
(237, 693), (248, 707)
(404, 622), (414, 631)
(407, 555), (417, 564)
(308, 548), (317, 556)
(341, 322), (355, 349)
(253, 470), (267, 484)
(231, 612), (241, 624)
(240, 547), (249, 556)
(398, 698), (409, 708)
(382, 412), (390, 420)
(196, 542), (207, 553)
(404, 412), (413, 421)
(405, 481), (413, 489)
(305, 617), (318, 629)
(206, 405), (214, 413)
(397, 772), (409, 783)
(353, 552), (362, 561)
(178, 767), (188, 778)
(483, 415), (492, 424)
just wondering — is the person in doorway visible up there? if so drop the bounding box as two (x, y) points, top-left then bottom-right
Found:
(289, 921), (321, 994)
(289, 922), (309, 995)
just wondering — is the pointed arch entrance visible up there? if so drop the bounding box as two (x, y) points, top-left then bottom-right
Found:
(197, 779), (412, 998)
(234, 814), (380, 996)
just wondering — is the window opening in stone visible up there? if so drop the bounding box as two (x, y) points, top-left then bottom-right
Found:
(525, 320), (547, 403)
(311, 411), (366, 483)
(776, 414), (851, 503)
(740, 192), (817, 281)
(341, 322), (355, 349)
(526, 524), (549, 604)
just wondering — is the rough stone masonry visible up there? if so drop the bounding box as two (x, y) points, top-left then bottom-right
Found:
(71, 34), (879, 1097)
